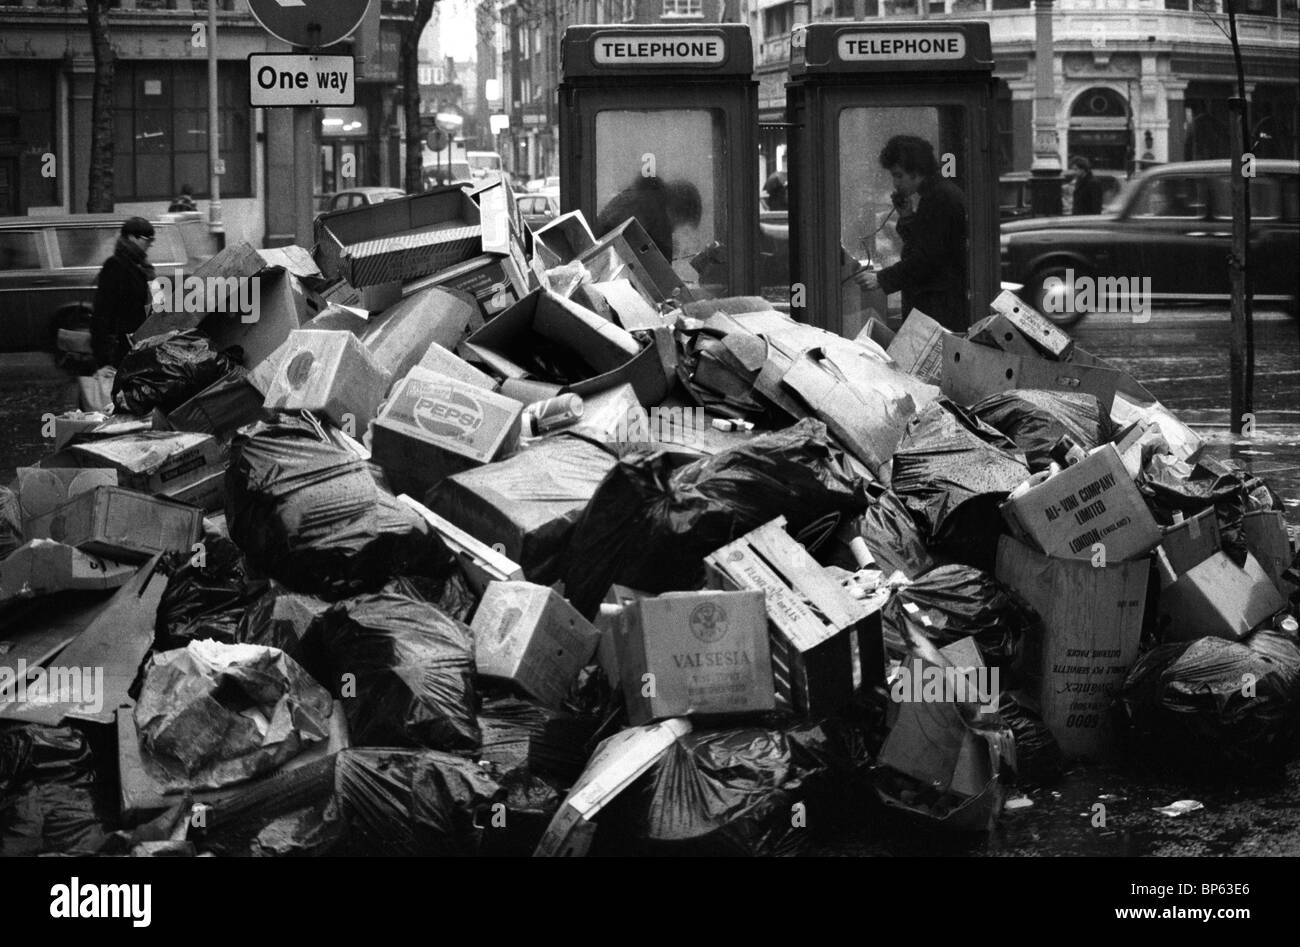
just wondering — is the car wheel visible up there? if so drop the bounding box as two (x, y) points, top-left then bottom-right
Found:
(1028, 264), (1086, 327)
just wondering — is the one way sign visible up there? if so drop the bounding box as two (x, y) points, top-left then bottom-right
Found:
(249, 53), (355, 107)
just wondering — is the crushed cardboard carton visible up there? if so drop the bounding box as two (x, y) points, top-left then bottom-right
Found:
(43, 486), (203, 562)
(1158, 509), (1222, 576)
(0, 539), (137, 604)
(987, 289), (1074, 360)
(1156, 549), (1286, 641)
(417, 341), (498, 390)
(69, 432), (223, 500)
(941, 334), (1121, 412)
(1241, 510), (1292, 593)
(262, 329), (389, 433)
(359, 285), (484, 385)
(886, 310), (949, 385)
(14, 467), (118, 539)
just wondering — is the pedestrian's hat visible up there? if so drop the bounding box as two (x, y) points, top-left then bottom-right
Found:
(121, 216), (155, 238)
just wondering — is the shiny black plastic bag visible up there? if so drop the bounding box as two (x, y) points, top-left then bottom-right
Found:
(301, 590), (480, 751)
(329, 748), (502, 857)
(562, 419), (867, 617)
(112, 329), (239, 415)
(1121, 628), (1300, 778)
(889, 400), (1030, 574)
(226, 413), (454, 600)
(855, 485), (936, 580)
(998, 691), (1065, 781)
(233, 580), (328, 661)
(154, 525), (267, 652)
(883, 564), (1035, 674)
(0, 725), (114, 856)
(0, 486), (20, 560)
(972, 389), (1112, 472)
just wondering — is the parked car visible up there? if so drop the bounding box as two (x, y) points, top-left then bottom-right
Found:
(322, 187), (406, 214)
(1000, 170), (1125, 220)
(1001, 159), (1299, 324)
(516, 191), (560, 230)
(0, 214), (193, 353)
(524, 175), (560, 193)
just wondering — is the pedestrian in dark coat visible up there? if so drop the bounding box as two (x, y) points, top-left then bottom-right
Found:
(91, 216), (156, 369)
(854, 135), (969, 331)
(594, 176), (703, 262)
(1069, 157), (1104, 216)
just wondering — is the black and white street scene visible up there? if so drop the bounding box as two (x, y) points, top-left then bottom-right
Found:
(0, 0), (1298, 886)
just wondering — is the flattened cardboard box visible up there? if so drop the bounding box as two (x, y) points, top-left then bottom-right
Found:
(1156, 550), (1286, 642)
(408, 253), (532, 321)
(618, 589), (775, 726)
(471, 581), (601, 711)
(44, 486), (202, 562)
(941, 334), (1121, 411)
(886, 309), (949, 385)
(262, 329), (389, 433)
(988, 289), (1074, 359)
(995, 534), (1148, 760)
(1001, 443), (1161, 562)
(534, 717), (691, 857)
(0, 539), (137, 604)
(69, 432), (223, 498)
(370, 366), (522, 493)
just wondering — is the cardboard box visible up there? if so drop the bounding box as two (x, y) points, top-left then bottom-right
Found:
(262, 329), (389, 433)
(52, 412), (109, 451)
(167, 370), (269, 440)
(705, 517), (885, 717)
(617, 589), (775, 725)
(941, 334), (1121, 411)
(370, 367), (523, 494)
(315, 277), (402, 314)
(69, 432), (223, 498)
(14, 467), (118, 539)
(1156, 550), (1286, 641)
(44, 486), (203, 562)
(460, 289), (677, 406)
(408, 253), (532, 321)
(471, 581), (601, 711)
(1111, 418), (1167, 479)
(886, 309), (949, 384)
(1001, 443), (1161, 562)
(430, 434), (617, 575)
(314, 185), (483, 286)
(167, 468), (226, 513)
(855, 316), (895, 352)
(416, 342), (497, 390)
(533, 211), (597, 269)
(1158, 509), (1222, 577)
(0, 539), (137, 604)
(397, 495), (524, 597)
(967, 312), (1040, 358)
(995, 535), (1149, 760)
(570, 382), (649, 445)
(201, 270), (312, 372)
(576, 219), (684, 304)
(360, 285), (483, 386)
(498, 378), (565, 404)
(534, 718), (690, 857)
(1242, 510), (1292, 593)
(987, 289), (1074, 359)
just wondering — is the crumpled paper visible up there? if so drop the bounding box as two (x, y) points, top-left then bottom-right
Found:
(134, 639), (333, 792)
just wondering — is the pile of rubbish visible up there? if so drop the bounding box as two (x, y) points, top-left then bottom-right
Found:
(2, 179), (1298, 856)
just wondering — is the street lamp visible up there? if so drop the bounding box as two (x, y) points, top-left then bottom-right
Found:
(1029, 0), (1063, 216)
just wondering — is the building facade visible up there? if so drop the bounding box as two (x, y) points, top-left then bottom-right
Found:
(746, 0), (1298, 183)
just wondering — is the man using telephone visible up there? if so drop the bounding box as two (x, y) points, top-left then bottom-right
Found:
(852, 135), (968, 331)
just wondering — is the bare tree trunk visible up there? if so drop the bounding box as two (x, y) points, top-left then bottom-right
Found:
(1225, 0), (1254, 432)
(86, 0), (116, 213)
(402, 0), (438, 193)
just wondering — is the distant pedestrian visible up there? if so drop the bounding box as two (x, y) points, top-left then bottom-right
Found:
(1068, 157), (1103, 216)
(763, 172), (788, 212)
(595, 176), (703, 262)
(168, 184), (197, 213)
(91, 217), (156, 369)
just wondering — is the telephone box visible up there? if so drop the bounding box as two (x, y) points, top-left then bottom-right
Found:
(787, 21), (998, 336)
(559, 24), (759, 299)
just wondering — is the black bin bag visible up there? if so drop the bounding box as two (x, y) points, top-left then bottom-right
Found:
(972, 389), (1112, 473)
(154, 524), (268, 652)
(226, 413), (454, 600)
(301, 589), (480, 751)
(889, 399), (1030, 574)
(112, 329), (239, 415)
(562, 419), (867, 618)
(1121, 628), (1300, 779)
(1, 725), (114, 856)
(855, 484), (936, 580)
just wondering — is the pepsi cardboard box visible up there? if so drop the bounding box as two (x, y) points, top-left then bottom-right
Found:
(370, 366), (522, 495)
(617, 589), (774, 726)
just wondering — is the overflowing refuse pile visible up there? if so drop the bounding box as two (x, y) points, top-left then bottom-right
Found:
(3, 177), (1299, 857)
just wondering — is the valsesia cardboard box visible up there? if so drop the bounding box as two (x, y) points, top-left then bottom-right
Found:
(995, 535), (1149, 760)
(617, 589), (774, 725)
(370, 366), (522, 494)
(1001, 443), (1161, 562)
(44, 486), (203, 562)
(262, 329), (389, 433)
(471, 581), (601, 711)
